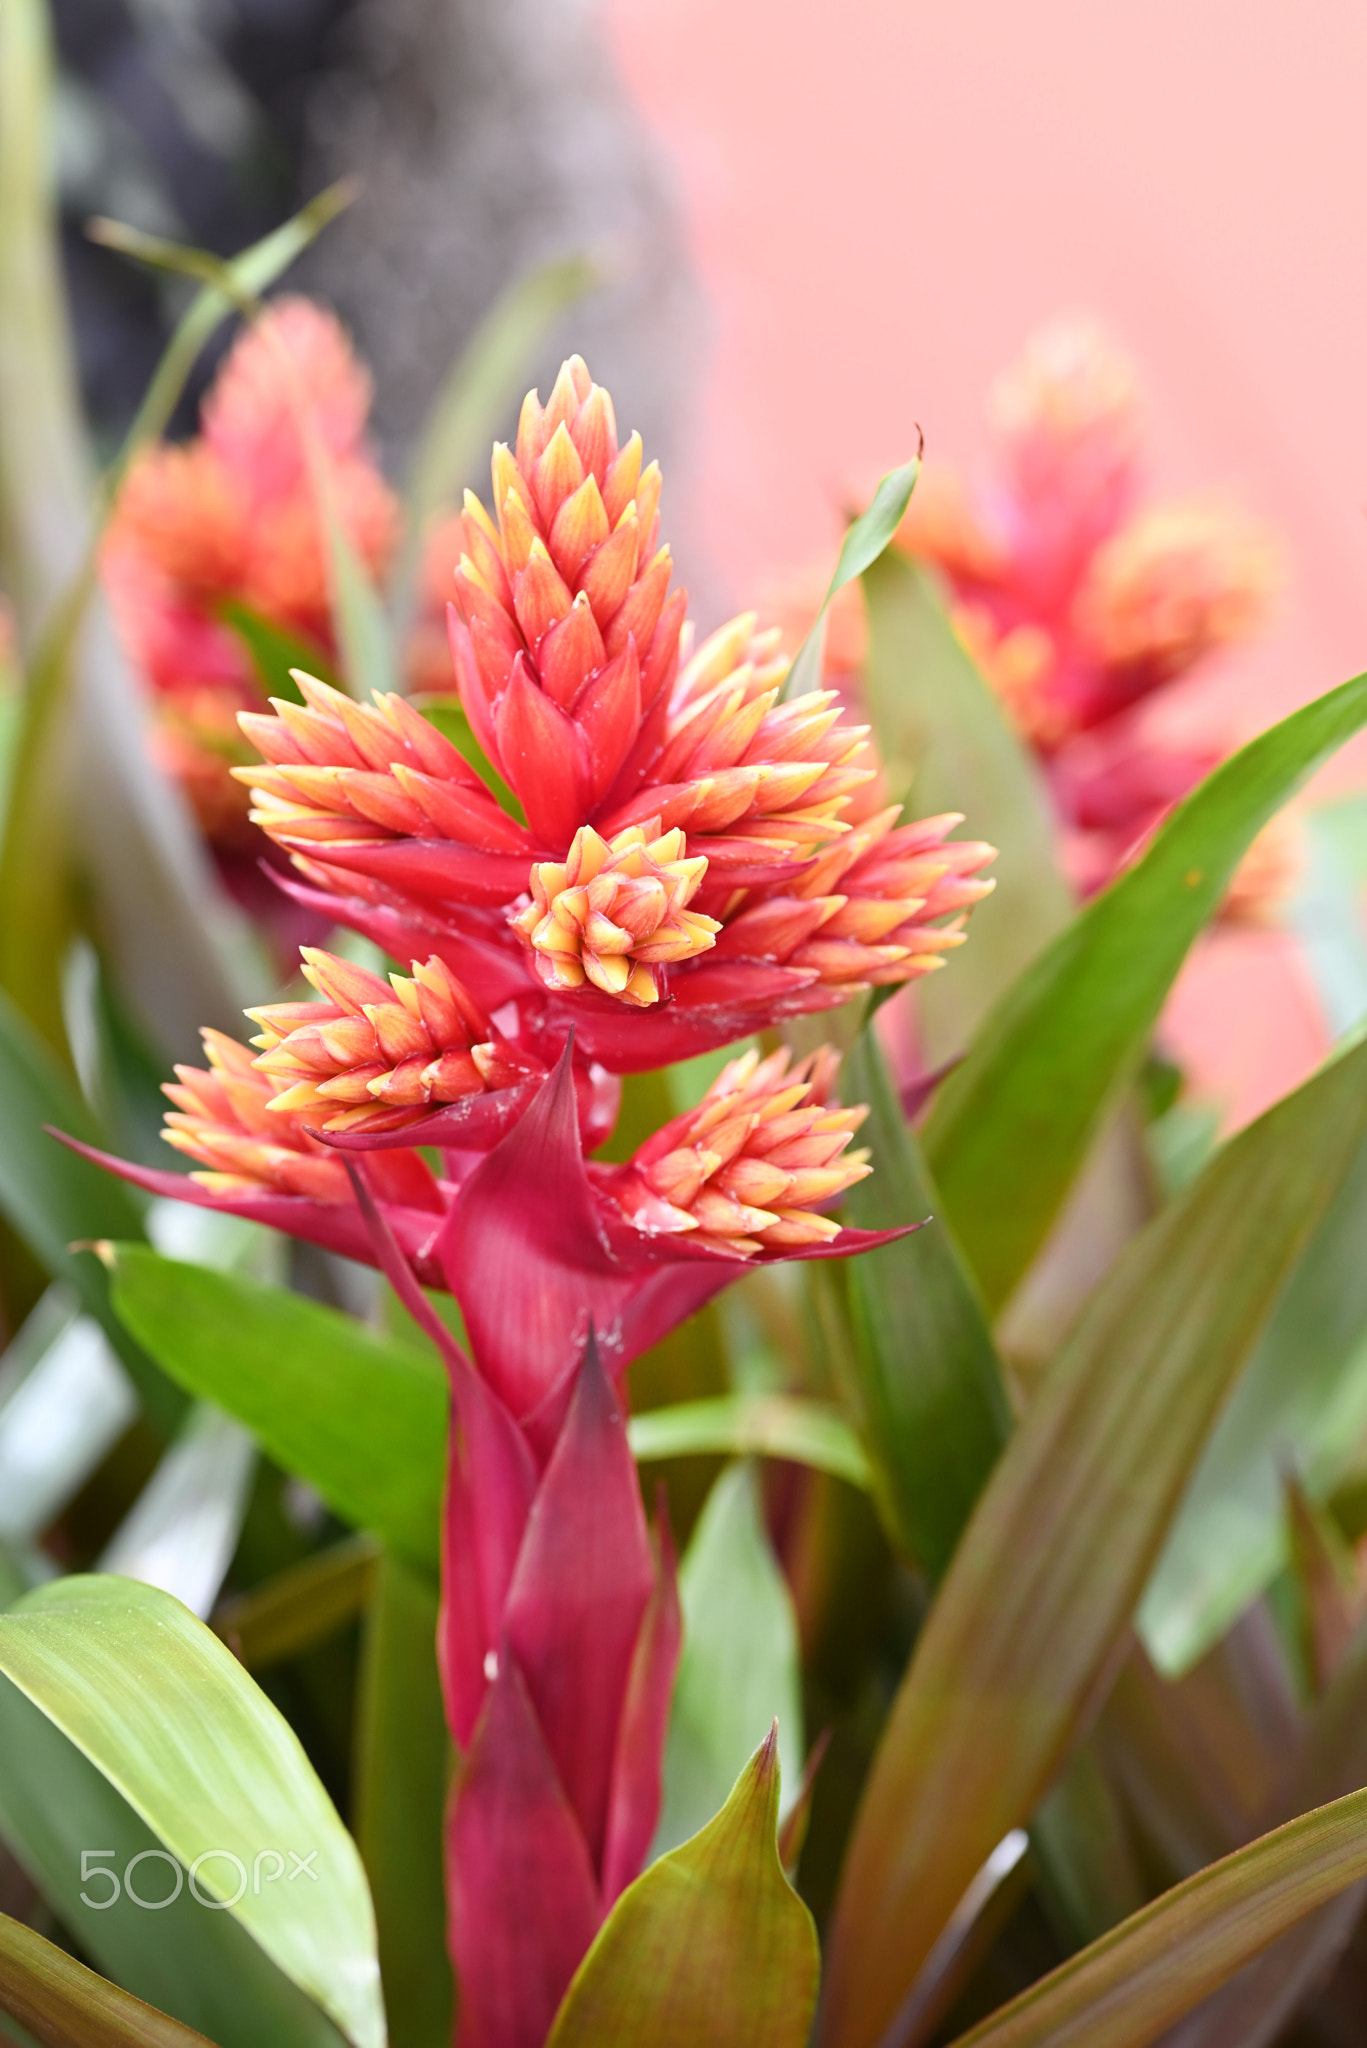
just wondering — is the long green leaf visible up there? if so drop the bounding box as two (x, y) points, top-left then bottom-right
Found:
(1140, 1132), (1367, 1676)
(0, 991), (185, 1432)
(628, 1394), (869, 1488)
(107, 1247), (446, 1566)
(837, 1029), (1009, 1577)
(861, 549), (1071, 1062)
(548, 1728), (819, 2048)
(783, 457), (921, 701)
(0, 1910), (215, 2047)
(947, 1787), (1367, 2048)
(925, 671), (1367, 1310)
(0, 1648), (346, 2048)
(0, 1575), (383, 2048)
(354, 1553), (452, 2048)
(392, 253), (600, 629)
(821, 1032), (1367, 2048)
(214, 1534), (381, 1672)
(653, 1464), (803, 1857)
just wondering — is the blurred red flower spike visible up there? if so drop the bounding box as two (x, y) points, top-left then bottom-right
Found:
(49, 1135), (448, 1285)
(446, 1655), (602, 2048)
(504, 1333), (655, 1874)
(601, 1501), (681, 1907)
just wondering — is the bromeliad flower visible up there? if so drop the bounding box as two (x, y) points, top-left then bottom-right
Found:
(105, 298), (398, 855)
(601, 1046), (869, 1256)
(248, 947), (539, 1134)
(511, 821), (718, 1005)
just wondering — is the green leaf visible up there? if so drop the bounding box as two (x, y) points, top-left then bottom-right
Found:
(627, 1394), (870, 1489)
(0, 1909), (215, 2047)
(836, 1029), (1010, 1578)
(924, 670), (1367, 1312)
(1140, 1131), (1367, 1677)
(354, 1552), (453, 2048)
(653, 1464), (803, 1857)
(392, 252), (600, 630)
(548, 1727), (819, 2048)
(218, 602), (333, 705)
(107, 1247), (446, 1567)
(861, 549), (1071, 1063)
(820, 1032), (1367, 2048)
(0, 989), (185, 1432)
(0, 1575), (383, 2048)
(0, 1672), (348, 2046)
(946, 1786), (1367, 2048)
(783, 456), (921, 702)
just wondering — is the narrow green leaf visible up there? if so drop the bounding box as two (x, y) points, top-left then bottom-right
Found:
(0, 991), (184, 1432)
(783, 457), (921, 701)
(947, 1787), (1367, 2048)
(925, 671), (1367, 1311)
(0, 1647), (347, 2048)
(214, 1534), (382, 1672)
(94, 181), (355, 497)
(653, 1465), (803, 1857)
(1140, 1131), (1367, 1677)
(837, 1029), (1010, 1578)
(392, 252), (600, 630)
(107, 1247), (446, 1567)
(821, 1033), (1367, 2048)
(627, 1394), (870, 1489)
(218, 602), (333, 705)
(354, 1552), (453, 2048)
(548, 1728), (819, 2048)
(861, 549), (1071, 1063)
(0, 1909), (215, 2047)
(0, 1575), (383, 2048)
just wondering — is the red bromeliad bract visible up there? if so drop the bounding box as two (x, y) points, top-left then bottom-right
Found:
(78, 350), (995, 2048)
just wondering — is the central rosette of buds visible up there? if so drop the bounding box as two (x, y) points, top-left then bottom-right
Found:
(511, 820), (720, 1005)
(248, 947), (534, 1133)
(602, 1046), (870, 1256)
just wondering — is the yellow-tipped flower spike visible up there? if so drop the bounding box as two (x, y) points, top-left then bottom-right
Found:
(249, 948), (535, 1134)
(608, 1045), (870, 1258)
(160, 1028), (352, 1203)
(511, 820), (720, 1006)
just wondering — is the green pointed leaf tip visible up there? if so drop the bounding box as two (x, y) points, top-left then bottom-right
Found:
(821, 1031), (1367, 2048)
(653, 1463), (803, 1858)
(839, 1029), (1009, 1578)
(108, 1246), (445, 1565)
(627, 1394), (870, 1489)
(948, 1785), (1367, 2048)
(0, 1908), (216, 2047)
(548, 1727), (819, 2048)
(0, 1576), (384, 2048)
(925, 669), (1367, 1311)
(783, 454), (920, 701)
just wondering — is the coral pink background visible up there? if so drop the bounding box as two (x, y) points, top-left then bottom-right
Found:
(603, 0), (1367, 1123)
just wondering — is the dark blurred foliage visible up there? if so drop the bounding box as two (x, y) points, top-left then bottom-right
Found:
(51, 0), (360, 451)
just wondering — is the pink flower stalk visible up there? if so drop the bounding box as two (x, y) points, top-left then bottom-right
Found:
(104, 298), (398, 856)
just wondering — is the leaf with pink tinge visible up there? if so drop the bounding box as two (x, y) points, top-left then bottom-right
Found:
(348, 1166), (537, 1749)
(439, 1042), (629, 1417)
(546, 1725), (819, 2048)
(272, 866), (535, 1010)
(601, 1502), (681, 1906)
(447, 1657), (603, 2048)
(319, 1082), (541, 1155)
(504, 1335), (656, 1874)
(53, 1136), (448, 1284)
